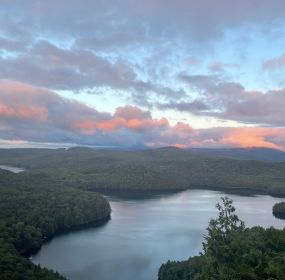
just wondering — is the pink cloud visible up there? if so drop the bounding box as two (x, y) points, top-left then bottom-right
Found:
(263, 54), (285, 70)
(147, 126), (285, 151)
(71, 106), (169, 134)
(114, 106), (151, 120)
(0, 81), (49, 122)
(195, 127), (285, 151)
(0, 103), (48, 122)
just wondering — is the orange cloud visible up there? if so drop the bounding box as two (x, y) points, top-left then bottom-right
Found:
(220, 127), (285, 151)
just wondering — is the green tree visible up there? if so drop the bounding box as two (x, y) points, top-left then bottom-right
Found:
(201, 197), (245, 279)
(203, 196), (245, 256)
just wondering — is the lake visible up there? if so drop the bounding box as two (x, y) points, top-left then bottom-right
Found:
(32, 189), (285, 280)
(0, 165), (25, 173)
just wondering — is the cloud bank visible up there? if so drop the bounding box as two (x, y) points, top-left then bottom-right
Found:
(1, 80), (285, 150)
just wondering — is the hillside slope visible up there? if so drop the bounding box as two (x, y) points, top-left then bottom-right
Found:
(0, 147), (285, 196)
(190, 147), (285, 162)
(0, 169), (111, 280)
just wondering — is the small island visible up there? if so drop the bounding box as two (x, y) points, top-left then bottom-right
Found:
(273, 202), (285, 220)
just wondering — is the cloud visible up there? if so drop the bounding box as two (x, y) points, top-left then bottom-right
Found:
(195, 127), (285, 151)
(263, 53), (285, 70)
(0, 37), (26, 52)
(179, 74), (221, 91)
(0, 39), (187, 108)
(1, 0), (285, 117)
(3, 0), (284, 44)
(178, 74), (285, 126)
(0, 103), (47, 122)
(71, 105), (169, 134)
(1, 80), (285, 150)
(156, 100), (209, 114)
(0, 0), (284, 151)
(0, 80), (171, 147)
(0, 40), (140, 91)
(208, 62), (239, 73)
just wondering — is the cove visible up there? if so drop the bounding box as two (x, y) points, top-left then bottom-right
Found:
(0, 165), (25, 173)
(31, 189), (285, 280)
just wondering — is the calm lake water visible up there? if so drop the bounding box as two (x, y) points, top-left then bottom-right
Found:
(32, 189), (285, 280)
(0, 165), (25, 173)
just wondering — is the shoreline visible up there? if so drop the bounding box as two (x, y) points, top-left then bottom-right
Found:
(90, 186), (285, 199)
(27, 214), (111, 259)
(0, 165), (25, 173)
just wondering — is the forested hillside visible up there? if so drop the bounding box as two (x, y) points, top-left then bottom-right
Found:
(190, 147), (285, 162)
(1, 147), (285, 196)
(0, 169), (111, 280)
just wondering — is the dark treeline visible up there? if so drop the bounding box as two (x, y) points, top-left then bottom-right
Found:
(0, 169), (111, 280)
(159, 197), (285, 280)
(273, 202), (285, 220)
(1, 147), (285, 196)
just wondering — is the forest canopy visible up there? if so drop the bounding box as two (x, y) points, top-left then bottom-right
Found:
(0, 147), (285, 197)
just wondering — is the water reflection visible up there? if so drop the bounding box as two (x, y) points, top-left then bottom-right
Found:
(0, 165), (25, 173)
(32, 189), (284, 280)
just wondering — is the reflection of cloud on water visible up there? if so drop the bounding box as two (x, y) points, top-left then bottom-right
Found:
(68, 255), (152, 280)
(0, 165), (25, 173)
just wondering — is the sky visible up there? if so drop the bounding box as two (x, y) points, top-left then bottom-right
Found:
(1, 0), (285, 149)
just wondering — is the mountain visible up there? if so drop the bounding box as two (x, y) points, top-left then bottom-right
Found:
(189, 147), (285, 162)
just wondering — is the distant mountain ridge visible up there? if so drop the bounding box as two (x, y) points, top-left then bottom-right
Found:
(189, 147), (285, 162)
(51, 146), (285, 162)
(1, 145), (285, 162)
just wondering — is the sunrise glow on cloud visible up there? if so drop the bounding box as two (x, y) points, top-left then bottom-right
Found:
(1, 0), (285, 149)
